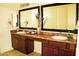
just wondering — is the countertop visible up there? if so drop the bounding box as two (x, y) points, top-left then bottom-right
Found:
(11, 30), (77, 45)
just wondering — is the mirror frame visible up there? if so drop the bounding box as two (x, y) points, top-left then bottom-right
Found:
(19, 6), (40, 30)
(41, 3), (78, 33)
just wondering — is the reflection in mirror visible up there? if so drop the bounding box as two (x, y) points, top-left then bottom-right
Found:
(19, 7), (39, 29)
(42, 4), (77, 32)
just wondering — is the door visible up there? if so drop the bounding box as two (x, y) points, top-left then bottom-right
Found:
(11, 34), (18, 50)
(17, 35), (26, 54)
(42, 46), (58, 56)
(27, 37), (34, 54)
(42, 46), (52, 56)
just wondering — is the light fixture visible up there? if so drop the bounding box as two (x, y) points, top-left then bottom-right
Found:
(20, 3), (29, 8)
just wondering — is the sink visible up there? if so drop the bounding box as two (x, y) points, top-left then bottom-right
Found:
(16, 31), (26, 34)
(52, 35), (67, 40)
(16, 31), (36, 35)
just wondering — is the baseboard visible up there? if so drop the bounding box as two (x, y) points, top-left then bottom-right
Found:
(0, 48), (13, 53)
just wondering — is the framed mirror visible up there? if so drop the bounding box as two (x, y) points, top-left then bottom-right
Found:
(41, 3), (78, 33)
(19, 6), (40, 30)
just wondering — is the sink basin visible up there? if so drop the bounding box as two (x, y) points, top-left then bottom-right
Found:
(52, 35), (67, 40)
(16, 31), (26, 34)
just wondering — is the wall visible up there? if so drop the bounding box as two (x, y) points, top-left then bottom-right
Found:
(76, 19), (79, 56)
(0, 8), (17, 53)
(76, 3), (79, 56)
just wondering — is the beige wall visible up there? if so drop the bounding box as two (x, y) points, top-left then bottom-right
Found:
(0, 8), (17, 53)
(76, 20), (79, 56)
(0, 3), (42, 54)
(19, 3), (41, 10)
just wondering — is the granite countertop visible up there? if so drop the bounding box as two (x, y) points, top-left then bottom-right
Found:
(11, 30), (77, 44)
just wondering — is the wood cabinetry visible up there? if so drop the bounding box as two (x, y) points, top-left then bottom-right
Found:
(42, 40), (58, 56)
(65, 43), (76, 56)
(27, 37), (34, 53)
(11, 30), (76, 56)
(42, 40), (76, 56)
(11, 34), (34, 54)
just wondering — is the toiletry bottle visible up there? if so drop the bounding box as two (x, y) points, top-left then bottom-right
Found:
(68, 31), (71, 40)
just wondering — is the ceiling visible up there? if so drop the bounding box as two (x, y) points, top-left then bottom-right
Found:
(0, 3), (29, 10)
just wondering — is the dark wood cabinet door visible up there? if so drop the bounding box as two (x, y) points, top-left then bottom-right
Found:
(42, 46), (58, 56)
(58, 48), (65, 56)
(11, 34), (18, 50)
(49, 41), (66, 49)
(42, 46), (52, 56)
(42, 40), (75, 56)
(18, 38), (26, 53)
(55, 47), (76, 56)
(27, 38), (34, 54)
(65, 43), (76, 56)
(11, 34), (34, 54)
(64, 49), (75, 56)
(11, 34), (26, 53)
(51, 46), (58, 56)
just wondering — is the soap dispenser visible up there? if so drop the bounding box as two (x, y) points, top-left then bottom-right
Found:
(67, 31), (72, 41)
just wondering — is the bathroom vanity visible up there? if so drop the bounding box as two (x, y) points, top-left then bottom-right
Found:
(11, 3), (78, 56)
(11, 30), (76, 56)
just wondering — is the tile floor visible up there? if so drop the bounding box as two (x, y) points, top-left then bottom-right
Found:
(0, 49), (41, 56)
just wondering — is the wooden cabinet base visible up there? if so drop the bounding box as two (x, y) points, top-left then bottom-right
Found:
(11, 31), (76, 56)
(11, 34), (34, 54)
(42, 40), (76, 56)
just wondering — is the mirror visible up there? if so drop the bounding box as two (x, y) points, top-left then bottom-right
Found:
(19, 6), (39, 29)
(41, 3), (77, 32)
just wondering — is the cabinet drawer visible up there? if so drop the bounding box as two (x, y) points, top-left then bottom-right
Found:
(58, 48), (75, 56)
(49, 41), (66, 49)
(64, 49), (75, 56)
(42, 40), (49, 46)
(42, 46), (58, 56)
(66, 43), (76, 50)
